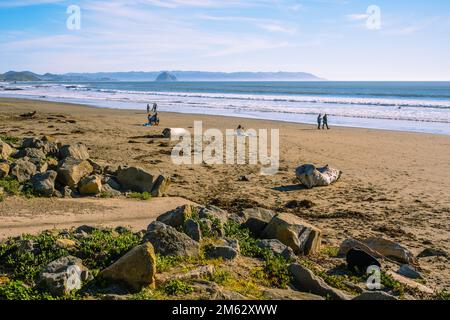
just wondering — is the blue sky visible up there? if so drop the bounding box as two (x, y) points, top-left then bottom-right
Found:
(0, 0), (449, 80)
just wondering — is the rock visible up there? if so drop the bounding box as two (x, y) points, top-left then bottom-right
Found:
(19, 147), (47, 160)
(184, 218), (202, 241)
(288, 263), (350, 300)
(150, 174), (170, 197)
(56, 238), (77, 249)
(346, 248), (381, 274)
(87, 159), (103, 174)
(57, 158), (93, 187)
(262, 288), (324, 300)
(397, 264), (422, 279)
(241, 207), (275, 237)
(285, 199), (315, 209)
(168, 265), (215, 281)
(352, 291), (398, 300)
(99, 243), (157, 292)
(21, 137), (44, 149)
(104, 165), (119, 175)
(102, 176), (121, 190)
(262, 213), (322, 255)
(58, 143), (90, 160)
(0, 139), (13, 160)
(157, 204), (196, 228)
(295, 164), (341, 189)
(198, 205), (229, 225)
(10, 158), (37, 182)
(417, 248), (448, 258)
(0, 161), (9, 178)
(31, 170), (57, 197)
(386, 270), (434, 295)
(339, 237), (416, 265)
(116, 166), (154, 193)
(75, 225), (98, 235)
(256, 239), (296, 260)
(101, 184), (122, 197)
(38, 256), (91, 296)
(78, 175), (102, 195)
(205, 238), (239, 260)
(145, 221), (199, 257)
(61, 185), (73, 198)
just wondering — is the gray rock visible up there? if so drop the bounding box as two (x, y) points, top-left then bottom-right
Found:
(157, 204), (195, 228)
(145, 221), (199, 257)
(103, 176), (121, 191)
(21, 137), (45, 149)
(256, 239), (296, 260)
(295, 164), (341, 189)
(32, 170), (57, 197)
(116, 166), (154, 193)
(205, 238), (240, 260)
(417, 248), (448, 258)
(38, 256), (91, 296)
(352, 291), (398, 300)
(58, 143), (90, 160)
(241, 207), (275, 237)
(87, 159), (103, 174)
(397, 264), (423, 279)
(57, 158), (93, 187)
(101, 184), (122, 197)
(288, 263), (351, 300)
(15, 147), (46, 160)
(10, 158), (37, 182)
(150, 174), (170, 197)
(184, 218), (202, 241)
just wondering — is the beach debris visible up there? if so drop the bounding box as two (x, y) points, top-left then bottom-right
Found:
(31, 170), (57, 197)
(256, 239), (296, 260)
(57, 158), (93, 187)
(288, 263), (351, 300)
(59, 142), (90, 160)
(262, 212), (322, 255)
(417, 247), (448, 258)
(0, 161), (9, 178)
(352, 291), (397, 300)
(338, 237), (416, 265)
(38, 256), (92, 296)
(0, 139), (13, 160)
(295, 164), (341, 189)
(397, 264), (423, 279)
(19, 110), (37, 119)
(346, 248), (381, 273)
(99, 243), (157, 292)
(241, 207), (275, 237)
(10, 158), (37, 182)
(145, 221), (200, 257)
(78, 175), (102, 195)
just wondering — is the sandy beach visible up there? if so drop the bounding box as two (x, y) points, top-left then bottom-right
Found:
(1, 97), (449, 292)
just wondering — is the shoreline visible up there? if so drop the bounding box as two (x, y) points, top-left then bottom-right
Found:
(0, 96), (448, 137)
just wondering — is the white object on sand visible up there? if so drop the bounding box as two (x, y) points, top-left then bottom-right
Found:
(295, 164), (341, 189)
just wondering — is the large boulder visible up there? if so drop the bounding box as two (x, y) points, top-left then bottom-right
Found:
(288, 263), (350, 300)
(346, 248), (381, 274)
(99, 243), (157, 292)
(262, 213), (322, 255)
(38, 256), (91, 296)
(14, 147), (46, 161)
(295, 164), (341, 189)
(10, 158), (37, 182)
(204, 238), (240, 260)
(58, 143), (89, 160)
(241, 207), (275, 237)
(116, 166), (154, 193)
(157, 204), (197, 228)
(78, 175), (102, 195)
(145, 221), (199, 257)
(57, 158), (93, 187)
(184, 218), (202, 241)
(339, 237), (416, 265)
(0, 139), (13, 160)
(0, 161), (9, 179)
(151, 174), (170, 197)
(31, 170), (57, 197)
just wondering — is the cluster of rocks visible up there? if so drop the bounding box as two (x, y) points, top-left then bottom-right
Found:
(0, 136), (170, 198)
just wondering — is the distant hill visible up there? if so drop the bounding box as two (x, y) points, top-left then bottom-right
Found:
(0, 70), (324, 82)
(155, 71), (177, 82)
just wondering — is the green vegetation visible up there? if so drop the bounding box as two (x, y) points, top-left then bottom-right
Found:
(128, 192), (151, 200)
(0, 135), (19, 145)
(0, 177), (21, 196)
(224, 220), (264, 257)
(156, 254), (182, 273)
(161, 279), (194, 296)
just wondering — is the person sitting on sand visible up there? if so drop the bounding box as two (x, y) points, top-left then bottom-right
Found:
(317, 114), (322, 130)
(322, 114), (329, 130)
(148, 112), (159, 126)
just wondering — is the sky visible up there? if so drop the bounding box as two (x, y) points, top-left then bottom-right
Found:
(0, 0), (450, 80)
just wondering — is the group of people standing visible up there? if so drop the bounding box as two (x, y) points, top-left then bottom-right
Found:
(317, 113), (330, 130)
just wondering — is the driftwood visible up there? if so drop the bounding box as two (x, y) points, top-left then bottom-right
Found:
(295, 164), (341, 189)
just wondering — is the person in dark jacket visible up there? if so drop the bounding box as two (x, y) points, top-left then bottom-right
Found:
(322, 114), (330, 130)
(317, 114), (322, 130)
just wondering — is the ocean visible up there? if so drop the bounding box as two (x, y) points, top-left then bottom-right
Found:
(1, 81), (449, 135)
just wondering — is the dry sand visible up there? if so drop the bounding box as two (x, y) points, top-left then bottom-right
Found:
(0, 98), (449, 291)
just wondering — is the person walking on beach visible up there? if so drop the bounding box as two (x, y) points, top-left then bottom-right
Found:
(322, 114), (329, 130)
(152, 102), (157, 113)
(147, 104), (150, 114)
(317, 114), (322, 130)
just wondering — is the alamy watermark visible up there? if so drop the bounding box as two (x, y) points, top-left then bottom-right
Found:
(66, 5), (81, 30)
(169, 121), (279, 175)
